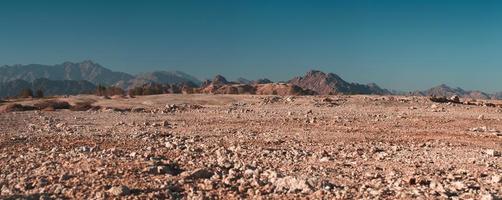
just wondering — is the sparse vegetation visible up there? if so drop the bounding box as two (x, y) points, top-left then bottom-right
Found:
(127, 83), (183, 96)
(96, 85), (125, 96)
(35, 89), (44, 98)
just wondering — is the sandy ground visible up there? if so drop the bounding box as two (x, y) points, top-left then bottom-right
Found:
(0, 94), (501, 199)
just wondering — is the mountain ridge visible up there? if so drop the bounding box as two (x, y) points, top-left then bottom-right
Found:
(2, 61), (502, 99)
(411, 84), (494, 100)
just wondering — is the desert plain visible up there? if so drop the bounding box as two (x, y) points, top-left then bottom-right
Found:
(0, 94), (501, 199)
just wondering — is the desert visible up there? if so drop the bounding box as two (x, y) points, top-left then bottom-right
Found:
(2, 1), (502, 199)
(0, 94), (500, 199)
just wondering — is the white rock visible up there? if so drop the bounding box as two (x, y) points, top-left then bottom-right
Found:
(485, 149), (501, 157)
(108, 185), (130, 196)
(165, 142), (176, 149)
(491, 175), (501, 183)
(319, 157), (330, 162)
(274, 176), (312, 193)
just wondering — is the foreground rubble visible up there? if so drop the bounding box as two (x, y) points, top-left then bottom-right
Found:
(0, 94), (501, 199)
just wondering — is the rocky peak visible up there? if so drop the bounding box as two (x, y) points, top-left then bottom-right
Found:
(289, 70), (389, 95)
(212, 75), (229, 85)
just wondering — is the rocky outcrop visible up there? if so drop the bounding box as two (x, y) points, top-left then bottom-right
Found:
(200, 75), (314, 95)
(288, 70), (390, 95)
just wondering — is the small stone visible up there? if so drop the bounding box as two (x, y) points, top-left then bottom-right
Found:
(308, 117), (316, 124)
(165, 142), (176, 149)
(478, 115), (485, 120)
(319, 157), (330, 162)
(59, 173), (71, 181)
(1, 185), (12, 195)
(481, 193), (495, 200)
(491, 175), (501, 183)
(108, 185), (130, 196)
(244, 169), (255, 178)
(451, 181), (466, 190)
(470, 126), (488, 132)
(36, 177), (48, 187)
(408, 177), (417, 185)
(55, 123), (66, 128)
(485, 149), (501, 157)
(162, 120), (171, 127)
(274, 176), (312, 193)
(78, 146), (93, 153)
(185, 168), (214, 180)
(449, 95), (460, 103)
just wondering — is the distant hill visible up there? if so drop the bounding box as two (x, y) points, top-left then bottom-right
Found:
(115, 71), (201, 89)
(288, 70), (390, 95)
(0, 78), (96, 98)
(0, 79), (32, 98)
(32, 78), (96, 96)
(0, 61), (203, 97)
(410, 84), (493, 99)
(0, 60), (134, 86)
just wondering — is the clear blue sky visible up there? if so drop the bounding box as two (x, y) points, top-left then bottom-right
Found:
(1, 0), (502, 92)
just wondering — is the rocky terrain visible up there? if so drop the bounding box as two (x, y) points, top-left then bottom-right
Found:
(199, 75), (315, 96)
(0, 94), (501, 199)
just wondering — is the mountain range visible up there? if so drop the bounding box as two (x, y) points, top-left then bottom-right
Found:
(0, 60), (501, 99)
(0, 61), (133, 86)
(0, 78), (96, 97)
(410, 84), (496, 100)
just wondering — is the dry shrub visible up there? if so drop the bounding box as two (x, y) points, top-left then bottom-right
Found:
(34, 100), (71, 110)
